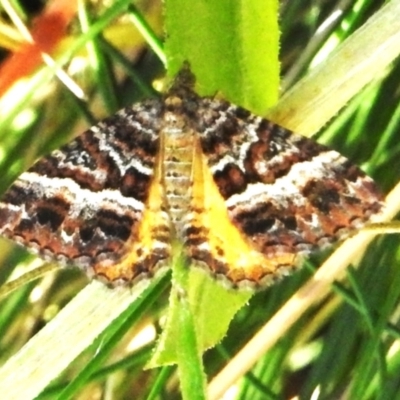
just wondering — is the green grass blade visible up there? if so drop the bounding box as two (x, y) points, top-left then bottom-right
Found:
(0, 274), (166, 399)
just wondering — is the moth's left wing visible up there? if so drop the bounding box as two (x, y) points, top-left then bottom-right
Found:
(0, 100), (172, 285)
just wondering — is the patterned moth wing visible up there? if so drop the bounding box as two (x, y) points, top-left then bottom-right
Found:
(182, 95), (384, 288)
(0, 98), (172, 285)
(0, 66), (384, 288)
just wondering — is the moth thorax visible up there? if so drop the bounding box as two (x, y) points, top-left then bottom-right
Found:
(163, 126), (195, 238)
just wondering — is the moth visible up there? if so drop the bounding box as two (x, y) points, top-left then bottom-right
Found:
(0, 66), (383, 289)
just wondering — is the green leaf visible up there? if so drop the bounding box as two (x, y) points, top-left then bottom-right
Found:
(148, 0), (280, 369)
(148, 264), (252, 367)
(164, 0), (280, 114)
